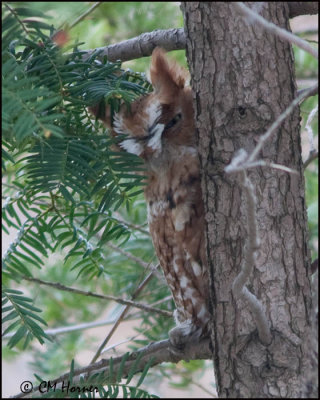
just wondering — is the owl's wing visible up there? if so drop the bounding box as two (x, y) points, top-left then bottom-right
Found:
(148, 187), (210, 329)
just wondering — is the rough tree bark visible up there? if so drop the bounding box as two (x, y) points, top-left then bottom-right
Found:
(181, 2), (313, 398)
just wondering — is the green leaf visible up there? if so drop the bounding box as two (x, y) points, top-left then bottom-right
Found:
(136, 357), (154, 387)
(116, 352), (130, 382)
(7, 325), (28, 348)
(59, 185), (75, 204)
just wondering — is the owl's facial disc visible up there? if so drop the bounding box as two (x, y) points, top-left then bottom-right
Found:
(114, 96), (182, 159)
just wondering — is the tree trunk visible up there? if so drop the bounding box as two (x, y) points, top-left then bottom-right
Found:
(181, 2), (313, 397)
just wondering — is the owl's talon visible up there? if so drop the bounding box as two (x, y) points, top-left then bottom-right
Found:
(169, 320), (202, 350)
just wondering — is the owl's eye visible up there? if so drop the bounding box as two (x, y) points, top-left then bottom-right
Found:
(164, 113), (182, 131)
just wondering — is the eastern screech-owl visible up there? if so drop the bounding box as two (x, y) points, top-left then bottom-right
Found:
(95, 48), (210, 346)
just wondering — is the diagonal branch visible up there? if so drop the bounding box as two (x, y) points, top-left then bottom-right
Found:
(83, 28), (186, 62)
(21, 275), (171, 318)
(247, 85), (318, 165)
(13, 337), (212, 398)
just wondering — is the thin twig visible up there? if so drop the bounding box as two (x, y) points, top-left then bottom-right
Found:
(4, 300), (173, 339)
(64, 2), (102, 31)
(191, 379), (217, 398)
(247, 85), (318, 164)
(106, 242), (163, 280)
(306, 104), (318, 153)
(73, 216), (163, 281)
(297, 84), (318, 99)
(89, 266), (161, 365)
(225, 85), (318, 175)
(3, 317), (120, 339)
(113, 211), (150, 236)
(100, 326), (152, 356)
(4, 3), (29, 35)
(304, 151), (318, 169)
(22, 275), (171, 318)
(234, 2), (318, 59)
(226, 159), (299, 175)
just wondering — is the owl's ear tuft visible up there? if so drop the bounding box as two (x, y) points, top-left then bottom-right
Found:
(150, 47), (189, 102)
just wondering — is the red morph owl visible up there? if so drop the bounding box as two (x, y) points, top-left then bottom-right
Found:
(95, 48), (210, 347)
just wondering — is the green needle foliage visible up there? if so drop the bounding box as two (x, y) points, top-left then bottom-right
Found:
(2, 287), (52, 349)
(31, 357), (158, 398)
(2, 3), (152, 348)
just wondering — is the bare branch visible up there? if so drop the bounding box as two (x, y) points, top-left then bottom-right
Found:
(288, 2), (319, 18)
(297, 83), (319, 99)
(22, 275), (171, 318)
(304, 103), (318, 163)
(226, 157), (299, 175)
(77, 2), (318, 63)
(76, 3), (318, 65)
(13, 337), (212, 399)
(303, 103), (318, 169)
(234, 2), (318, 59)
(231, 171), (272, 345)
(304, 150), (319, 169)
(100, 326), (152, 356)
(305, 102), (318, 150)
(247, 85), (318, 164)
(3, 317), (120, 339)
(84, 28), (186, 62)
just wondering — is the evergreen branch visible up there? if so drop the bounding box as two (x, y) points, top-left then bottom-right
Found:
(50, 200), (108, 277)
(4, 3), (29, 36)
(68, 2), (102, 30)
(2, 288), (52, 348)
(21, 276), (172, 318)
(13, 337), (212, 398)
(2, 205), (53, 272)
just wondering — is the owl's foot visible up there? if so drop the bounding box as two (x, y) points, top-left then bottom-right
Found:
(169, 320), (202, 353)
